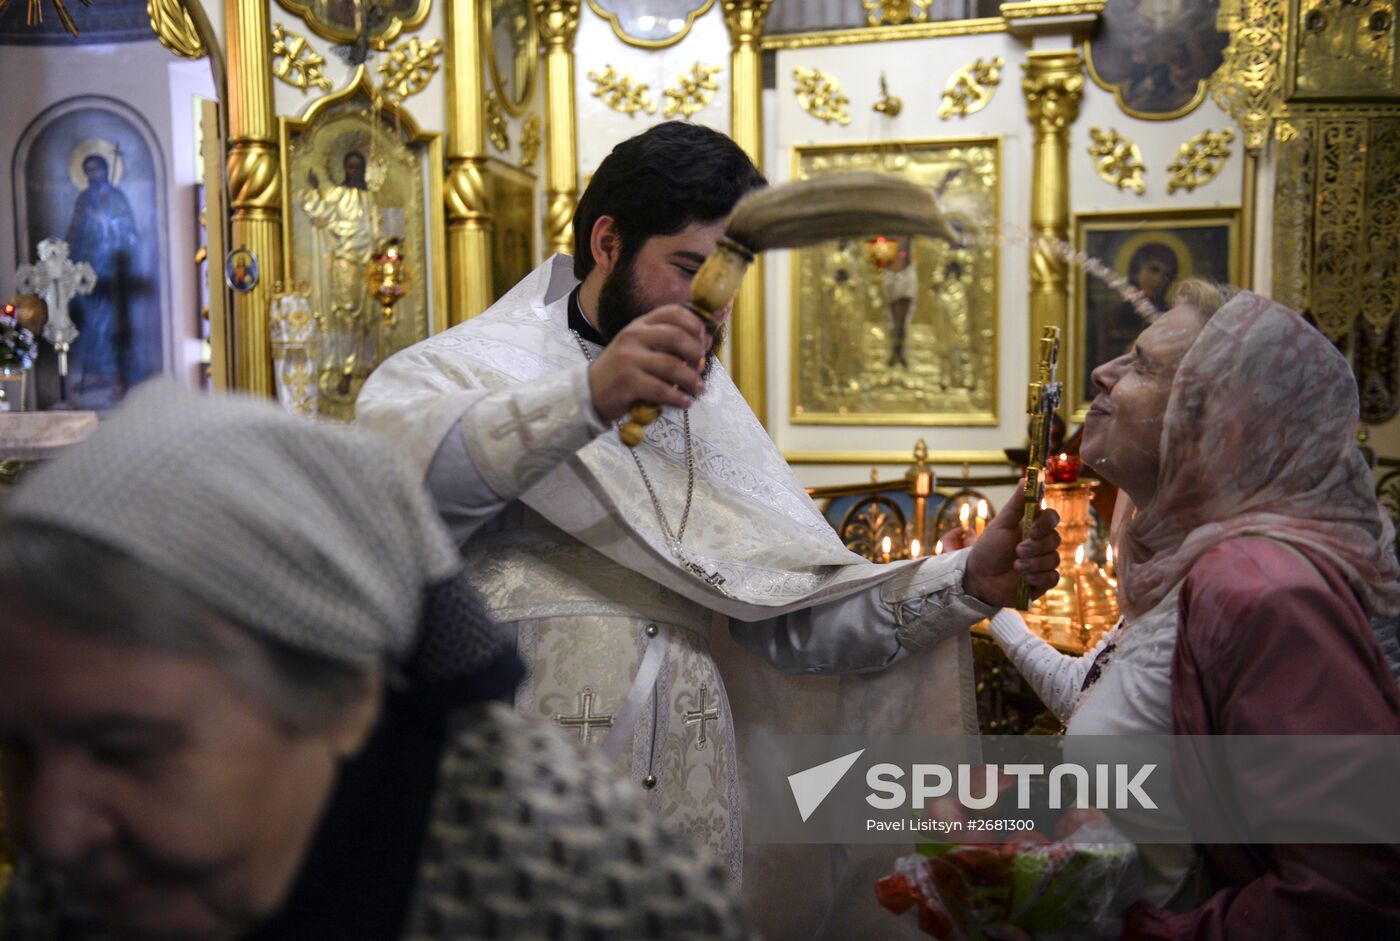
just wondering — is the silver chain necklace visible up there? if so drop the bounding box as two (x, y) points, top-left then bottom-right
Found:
(570, 329), (730, 595)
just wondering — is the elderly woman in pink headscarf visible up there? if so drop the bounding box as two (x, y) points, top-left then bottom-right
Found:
(987, 281), (1400, 939)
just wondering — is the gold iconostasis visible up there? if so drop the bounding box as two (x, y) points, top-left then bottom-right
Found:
(0, 0), (1397, 481)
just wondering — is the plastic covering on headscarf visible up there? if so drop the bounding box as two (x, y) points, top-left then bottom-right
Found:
(4, 380), (515, 686)
(1116, 292), (1400, 618)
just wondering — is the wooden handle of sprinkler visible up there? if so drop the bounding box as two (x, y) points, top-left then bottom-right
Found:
(1014, 466), (1043, 610)
(619, 239), (754, 447)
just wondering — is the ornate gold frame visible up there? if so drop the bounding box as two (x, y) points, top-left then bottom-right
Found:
(1082, 38), (1212, 122)
(787, 136), (1002, 428)
(586, 0), (716, 48)
(483, 0), (540, 116)
(1068, 206), (1242, 421)
(277, 66), (449, 337)
(273, 0), (433, 46)
(761, 16), (1005, 50)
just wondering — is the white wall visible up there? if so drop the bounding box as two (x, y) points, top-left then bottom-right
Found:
(574, 2), (731, 178)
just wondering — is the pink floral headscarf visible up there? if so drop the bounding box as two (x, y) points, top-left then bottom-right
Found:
(1115, 291), (1400, 618)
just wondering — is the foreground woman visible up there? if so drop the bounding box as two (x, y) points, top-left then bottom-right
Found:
(0, 383), (752, 941)
(989, 283), (1400, 938)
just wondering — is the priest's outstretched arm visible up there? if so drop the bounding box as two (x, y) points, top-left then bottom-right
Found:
(377, 356), (1059, 678)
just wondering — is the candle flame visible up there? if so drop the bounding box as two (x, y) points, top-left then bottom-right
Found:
(1040, 498), (1047, 511)
(1106, 545), (1115, 564)
(935, 539), (944, 555)
(976, 499), (988, 520)
(910, 539), (921, 558)
(1075, 544), (1084, 565)
(881, 535), (892, 554)
(959, 503), (971, 525)
(1059, 452), (1068, 461)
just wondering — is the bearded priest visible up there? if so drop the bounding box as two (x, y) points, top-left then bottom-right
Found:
(357, 122), (1060, 936)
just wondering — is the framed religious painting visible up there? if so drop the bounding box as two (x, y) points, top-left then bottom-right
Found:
(1084, 0), (1230, 120)
(1069, 207), (1241, 420)
(276, 0), (430, 45)
(483, 0), (538, 114)
(12, 97), (169, 410)
(789, 137), (1000, 426)
(279, 67), (446, 422)
(586, 0), (715, 47)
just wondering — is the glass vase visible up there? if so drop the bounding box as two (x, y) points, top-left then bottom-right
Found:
(0, 364), (31, 412)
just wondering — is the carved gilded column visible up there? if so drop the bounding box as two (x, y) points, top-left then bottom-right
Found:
(721, 0), (771, 424)
(534, 1), (580, 258)
(446, 0), (494, 321)
(1021, 50), (1083, 377)
(225, 0), (280, 395)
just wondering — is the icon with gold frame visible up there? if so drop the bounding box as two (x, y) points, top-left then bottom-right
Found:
(278, 67), (447, 421)
(1069, 207), (1240, 420)
(275, 0), (431, 46)
(789, 137), (1000, 427)
(483, 0), (539, 115)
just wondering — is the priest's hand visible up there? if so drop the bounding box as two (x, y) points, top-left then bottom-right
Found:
(962, 487), (1061, 608)
(588, 305), (711, 423)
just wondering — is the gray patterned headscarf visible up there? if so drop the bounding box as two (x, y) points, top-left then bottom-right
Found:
(5, 380), (510, 682)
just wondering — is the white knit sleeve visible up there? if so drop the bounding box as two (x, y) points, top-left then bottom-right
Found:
(987, 609), (1111, 720)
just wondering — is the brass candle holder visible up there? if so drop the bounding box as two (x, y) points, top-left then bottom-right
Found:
(1020, 479), (1120, 651)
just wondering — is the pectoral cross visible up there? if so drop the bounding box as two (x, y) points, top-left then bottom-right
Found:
(490, 400), (551, 446)
(680, 554), (728, 590)
(15, 237), (96, 407)
(683, 685), (721, 751)
(556, 686), (615, 745)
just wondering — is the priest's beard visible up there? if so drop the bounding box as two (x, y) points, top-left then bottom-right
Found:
(597, 254), (725, 383)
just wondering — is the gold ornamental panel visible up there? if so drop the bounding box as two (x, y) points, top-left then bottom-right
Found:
(664, 62), (721, 119)
(1287, 0), (1399, 99)
(790, 138), (1000, 427)
(1087, 126), (1146, 194)
(792, 66), (852, 125)
(278, 69), (447, 421)
(275, 0), (431, 46)
(1166, 128), (1235, 193)
(271, 23), (334, 92)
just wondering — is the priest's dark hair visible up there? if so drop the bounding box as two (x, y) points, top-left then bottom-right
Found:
(572, 121), (766, 279)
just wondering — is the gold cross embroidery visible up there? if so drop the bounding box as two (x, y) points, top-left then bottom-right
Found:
(556, 686), (615, 745)
(683, 684), (721, 751)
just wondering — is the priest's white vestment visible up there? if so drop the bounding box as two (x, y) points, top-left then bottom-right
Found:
(357, 256), (987, 937)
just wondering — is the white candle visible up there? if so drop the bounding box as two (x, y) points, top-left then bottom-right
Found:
(910, 538), (921, 558)
(934, 539), (944, 555)
(975, 499), (988, 537)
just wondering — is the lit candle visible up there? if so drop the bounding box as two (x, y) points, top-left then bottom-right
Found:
(959, 502), (971, 528)
(1041, 498), (1047, 511)
(1104, 545), (1116, 578)
(1075, 544), (1084, 567)
(975, 499), (988, 537)
(881, 535), (892, 562)
(910, 538), (921, 559)
(934, 539), (944, 555)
